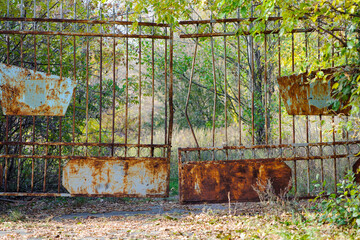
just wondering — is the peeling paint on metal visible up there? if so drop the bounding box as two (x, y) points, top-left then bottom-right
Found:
(62, 158), (169, 197)
(179, 159), (292, 204)
(277, 68), (350, 115)
(0, 63), (76, 116)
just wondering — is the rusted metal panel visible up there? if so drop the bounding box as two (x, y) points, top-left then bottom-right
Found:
(277, 68), (350, 115)
(0, 63), (76, 116)
(179, 159), (292, 204)
(62, 158), (169, 197)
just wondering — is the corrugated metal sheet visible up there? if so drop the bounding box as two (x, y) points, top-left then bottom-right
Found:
(179, 159), (292, 204)
(277, 68), (350, 115)
(62, 158), (169, 197)
(0, 63), (76, 116)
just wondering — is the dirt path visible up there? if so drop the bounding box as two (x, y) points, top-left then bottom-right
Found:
(0, 197), (358, 239)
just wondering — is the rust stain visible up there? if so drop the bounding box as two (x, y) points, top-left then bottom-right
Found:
(277, 67), (350, 115)
(180, 159), (292, 204)
(62, 158), (169, 197)
(353, 158), (360, 184)
(0, 63), (76, 116)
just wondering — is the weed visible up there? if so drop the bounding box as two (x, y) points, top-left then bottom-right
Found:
(253, 179), (306, 223)
(312, 170), (360, 228)
(8, 209), (25, 222)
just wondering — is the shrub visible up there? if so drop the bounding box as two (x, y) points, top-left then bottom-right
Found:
(313, 170), (360, 228)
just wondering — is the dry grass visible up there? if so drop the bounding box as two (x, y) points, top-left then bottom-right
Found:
(0, 197), (359, 239)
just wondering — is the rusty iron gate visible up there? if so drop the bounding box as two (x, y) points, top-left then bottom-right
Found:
(0, 1), (173, 197)
(178, 11), (360, 203)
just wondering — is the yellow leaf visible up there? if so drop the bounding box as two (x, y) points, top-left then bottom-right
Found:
(332, 82), (339, 89)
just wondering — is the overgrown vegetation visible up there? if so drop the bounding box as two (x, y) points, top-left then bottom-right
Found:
(312, 170), (360, 228)
(1, 4), (360, 237)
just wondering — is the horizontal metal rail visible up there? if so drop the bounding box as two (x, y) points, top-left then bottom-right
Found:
(178, 140), (360, 152)
(0, 30), (170, 39)
(0, 17), (169, 27)
(180, 28), (347, 38)
(0, 141), (169, 148)
(0, 155), (168, 160)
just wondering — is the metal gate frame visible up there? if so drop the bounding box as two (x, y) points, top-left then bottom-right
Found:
(0, 2), (173, 197)
(177, 13), (360, 203)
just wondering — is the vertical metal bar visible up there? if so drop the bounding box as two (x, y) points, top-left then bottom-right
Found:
(20, 0), (24, 68)
(31, 116), (35, 192)
(46, 0), (50, 74)
(318, 25), (321, 67)
(72, 0), (77, 155)
(305, 32), (310, 196)
(58, 116), (62, 193)
(210, 13), (217, 159)
(4, 116), (9, 192)
(85, 2), (90, 156)
(58, 0), (63, 194)
(6, 0), (10, 64)
(33, 0), (37, 69)
(332, 35), (335, 68)
(250, 33), (255, 146)
(164, 27), (168, 146)
(44, 0), (50, 192)
(332, 116), (337, 194)
(17, 117), (22, 192)
(17, 0), (24, 193)
(43, 116), (49, 192)
(137, 15), (142, 157)
(278, 34), (282, 145)
(125, 9), (129, 157)
(292, 32), (295, 67)
(4, 2), (9, 192)
(223, 20), (228, 148)
(32, 0), (37, 193)
(98, 4), (103, 156)
(291, 32), (297, 194)
(237, 9), (242, 146)
(306, 115), (310, 196)
(151, 16), (155, 156)
(318, 25), (325, 192)
(72, 36), (76, 155)
(320, 115), (324, 192)
(343, 0), (351, 174)
(250, 5), (255, 146)
(264, 33), (268, 145)
(167, 26), (174, 192)
(305, 31), (308, 71)
(346, 116), (350, 170)
(111, 5), (116, 157)
(223, 19), (229, 160)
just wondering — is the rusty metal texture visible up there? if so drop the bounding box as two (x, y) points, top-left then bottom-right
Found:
(0, 2), (173, 198)
(277, 67), (351, 115)
(179, 28), (347, 38)
(0, 30), (170, 40)
(0, 17), (169, 27)
(62, 158), (169, 197)
(0, 63), (76, 116)
(179, 159), (291, 204)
